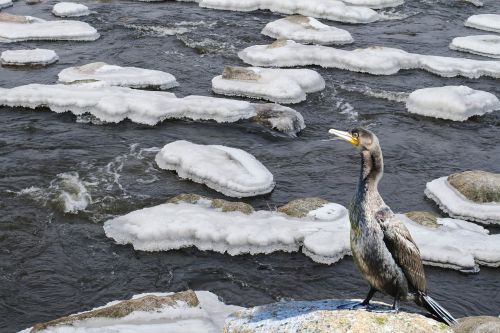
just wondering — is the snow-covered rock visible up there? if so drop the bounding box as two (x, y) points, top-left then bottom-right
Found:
(155, 141), (275, 198)
(103, 195), (500, 272)
(0, 14), (99, 43)
(465, 14), (500, 34)
(450, 35), (500, 59)
(20, 290), (242, 333)
(454, 316), (500, 333)
(406, 86), (500, 121)
(224, 299), (453, 333)
(0, 0), (12, 9)
(340, 0), (403, 9)
(426, 172), (500, 225)
(212, 66), (325, 104)
(0, 48), (58, 66)
(58, 62), (178, 89)
(0, 84), (305, 135)
(261, 15), (353, 45)
(52, 2), (90, 17)
(239, 40), (500, 79)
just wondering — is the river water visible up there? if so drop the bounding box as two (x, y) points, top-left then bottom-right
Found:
(1, 0), (500, 331)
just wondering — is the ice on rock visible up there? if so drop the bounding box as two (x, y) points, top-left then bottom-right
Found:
(450, 35), (500, 59)
(465, 14), (500, 34)
(340, 0), (403, 9)
(261, 15), (353, 45)
(155, 141), (275, 198)
(19, 290), (243, 333)
(0, 0), (12, 9)
(58, 62), (179, 89)
(239, 40), (500, 79)
(0, 48), (58, 66)
(52, 2), (90, 17)
(0, 13), (99, 43)
(406, 86), (500, 121)
(0, 84), (304, 135)
(426, 176), (500, 225)
(212, 66), (325, 104)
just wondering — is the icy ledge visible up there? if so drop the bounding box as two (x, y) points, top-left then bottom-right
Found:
(426, 171), (500, 225)
(212, 66), (325, 104)
(0, 0), (12, 9)
(58, 62), (178, 89)
(0, 13), (99, 43)
(103, 195), (500, 272)
(0, 49), (59, 66)
(0, 84), (305, 135)
(450, 35), (500, 59)
(239, 40), (500, 79)
(406, 86), (500, 121)
(261, 15), (353, 45)
(465, 14), (500, 34)
(156, 141), (275, 198)
(19, 290), (242, 333)
(52, 2), (90, 17)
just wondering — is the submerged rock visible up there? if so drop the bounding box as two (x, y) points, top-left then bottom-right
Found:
(448, 171), (500, 204)
(278, 197), (330, 218)
(223, 299), (452, 333)
(167, 193), (255, 214)
(454, 316), (500, 333)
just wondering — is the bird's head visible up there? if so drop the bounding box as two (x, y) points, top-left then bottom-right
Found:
(328, 127), (379, 152)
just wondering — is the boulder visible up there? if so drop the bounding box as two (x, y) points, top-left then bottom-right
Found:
(453, 316), (500, 333)
(278, 197), (330, 218)
(168, 193), (255, 214)
(405, 211), (439, 228)
(448, 171), (500, 203)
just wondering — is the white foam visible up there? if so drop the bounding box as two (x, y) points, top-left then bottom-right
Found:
(261, 16), (353, 45)
(465, 14), (500, 34)
(212, 67), (325, 104)
(0, 0), (12, 9)
(0, 15), (99, 43)
(239, 40), (500, 79)
(426, 176), (500, 225)
(52, 2), (90, 17)
(0, 48), (58, 66)
(58, 62), (179, 89)
(450, 35), (500, 59)
(155, 140), (275, 198)
(0, 83), (304, 135)
(406, 86), (500, 121)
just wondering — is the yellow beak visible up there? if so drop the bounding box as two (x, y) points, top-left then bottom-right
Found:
(329, 129), (359, 146)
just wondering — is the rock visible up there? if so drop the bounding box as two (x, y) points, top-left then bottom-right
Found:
(454, 316), (500, 333)
(405, 211), (439, 228)
(0, 13), (32, 24)
(252, 103), (305, 136)
(448, 171), (500, 203)
(222, 66), (261, 81)
(278, 197), (330, 218)
(223, 299), (453, 333)
(168, 193), (254, 214)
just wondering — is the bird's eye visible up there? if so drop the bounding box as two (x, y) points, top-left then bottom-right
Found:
(352, 132), (359, 138)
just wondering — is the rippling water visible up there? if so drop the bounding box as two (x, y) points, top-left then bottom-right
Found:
(1, 0), (500, 331)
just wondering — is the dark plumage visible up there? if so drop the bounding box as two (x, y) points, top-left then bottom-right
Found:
(329, 127), (457, 326)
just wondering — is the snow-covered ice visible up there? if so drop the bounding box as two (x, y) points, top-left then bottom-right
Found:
(406, 86), (500, 121)
(58, 62), (179, 89)
(0, 48), (59, 66)
(0, 14), (99, 43)
(212, 66), (325, 104)
(465, 14), (500, 34)
(450, 35), (500, 59)
(0, 83), (304, 135)
(52, 2), (90, 17)
(19, 290), (242, 333)
(261, 15), (353, 45)
(155, 141), (275, 197)
(239, 40), (500, 79)
(103, 197), (500, 272)
(0, 0), (12, 9)
(426, 176), (500, 225)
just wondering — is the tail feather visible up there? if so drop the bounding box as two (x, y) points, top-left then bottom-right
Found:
(421, 294), (457, 326)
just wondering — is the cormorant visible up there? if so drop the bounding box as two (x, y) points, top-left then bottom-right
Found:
(329, 127), (457, 326)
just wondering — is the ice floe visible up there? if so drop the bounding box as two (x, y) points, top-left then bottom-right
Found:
(239, 40), (500, 79)
(0, 48), (59, 66)
(450, 35), (500, 59)
(184, 0), (380, 24)
(58, 62), (179, 89)
(426, 172), (500, 225)
(0, 84), (305, 135)
(155, 141), (275, 197)
(465, 14), (500, 34)
(103, 195), (500, 272)
(52, 2), (90, 17)
(261, 15), (353, 45)
(19, 290), (242, 333)
(0, 13), (99, 42)
(0, 0), (12, 9)
(406, 86), (500, 121)
(212, 66), (325, 104)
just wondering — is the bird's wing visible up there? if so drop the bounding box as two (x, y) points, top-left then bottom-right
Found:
(376, 208), (427, 293)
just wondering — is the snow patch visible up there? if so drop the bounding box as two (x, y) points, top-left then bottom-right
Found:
(465, 14), (500, 34)
(0, 48), (58, 66)
(52, 2), (90, 17)
(450, 35), (500, 59)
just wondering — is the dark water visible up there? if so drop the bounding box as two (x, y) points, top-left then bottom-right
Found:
(1, 0), (500, 331)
